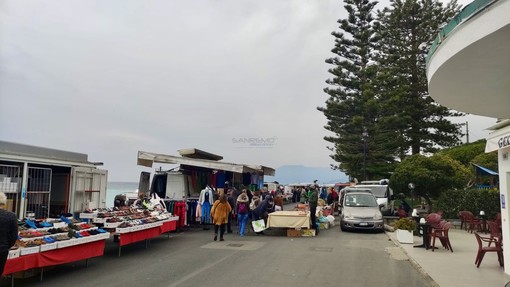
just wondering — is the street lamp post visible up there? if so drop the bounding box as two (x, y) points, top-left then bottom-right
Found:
(362, 131), (368, 181)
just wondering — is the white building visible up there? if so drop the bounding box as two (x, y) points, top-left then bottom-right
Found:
(426, 0), (510, 274)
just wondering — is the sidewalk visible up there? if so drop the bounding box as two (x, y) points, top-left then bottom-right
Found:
(387, 228), (510, 287)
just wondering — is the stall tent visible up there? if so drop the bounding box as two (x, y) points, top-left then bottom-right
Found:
(0, 141), (107, 219)
(137, 150), (275, 199)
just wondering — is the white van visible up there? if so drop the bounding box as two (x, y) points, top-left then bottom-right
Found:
(339, 179), (394, 216)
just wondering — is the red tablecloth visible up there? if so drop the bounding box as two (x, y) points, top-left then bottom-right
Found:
(159, 220), (177, 234)
(119, 227), (161, 246)
(3, 240), (106, 276)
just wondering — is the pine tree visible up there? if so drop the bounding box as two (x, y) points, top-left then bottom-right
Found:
(375, 0), (463, 158)
(318, 0), (391, 180)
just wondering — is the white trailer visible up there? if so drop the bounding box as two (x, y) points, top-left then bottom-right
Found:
(0, 141), (107, 219)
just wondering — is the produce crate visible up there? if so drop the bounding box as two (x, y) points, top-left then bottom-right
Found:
(301, 229), (316, 237)
(287, 229), (301, 237)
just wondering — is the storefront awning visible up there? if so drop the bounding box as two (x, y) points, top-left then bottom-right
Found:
(472, 163), (498, 176)
(137, 151), (275, 176)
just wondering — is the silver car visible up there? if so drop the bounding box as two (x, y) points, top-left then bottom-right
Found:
(340, 191), (384, 232)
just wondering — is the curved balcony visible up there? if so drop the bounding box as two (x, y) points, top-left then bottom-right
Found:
(426, 0), (510, 119)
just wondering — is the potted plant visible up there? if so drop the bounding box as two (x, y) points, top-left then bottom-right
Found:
(393, 217), (417, 244)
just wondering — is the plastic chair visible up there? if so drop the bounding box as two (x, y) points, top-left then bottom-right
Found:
(426, 213), (443, 228)
(495, 213), (502, 229)
(487, 220), (503, 247)
(397, 208), (407, 218)
(430, 222), (453, 252)
(474, 232), (504, 268)
(459, 211), (471, 230)
(463, 211), (482, 233)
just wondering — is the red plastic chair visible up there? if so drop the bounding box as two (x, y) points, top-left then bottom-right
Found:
(464, 212), (482, 233)
(397, 208), (407, 218)
(459, 211), (470, 230)
(430, 222), (453, 252)
(487, 220), (503, 247)
(495, 213), (502, 229)
(474, 232), (504, 267)
(426, 213), (443, 228)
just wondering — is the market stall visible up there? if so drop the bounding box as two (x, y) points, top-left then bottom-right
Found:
(267, 210), (311, 229)
(80, 207), (179, 256)
(3, 218), (110, 285)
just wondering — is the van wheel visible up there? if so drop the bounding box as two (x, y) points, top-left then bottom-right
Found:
(340, 225), (346, 232)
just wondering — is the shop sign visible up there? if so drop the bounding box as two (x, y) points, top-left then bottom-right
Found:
(486, 132), (510, 152)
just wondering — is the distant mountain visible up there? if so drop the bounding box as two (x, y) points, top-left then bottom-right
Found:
(265, 165), (348, 185)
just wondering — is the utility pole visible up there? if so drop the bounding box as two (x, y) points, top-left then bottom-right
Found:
(465, 121), (469, 143)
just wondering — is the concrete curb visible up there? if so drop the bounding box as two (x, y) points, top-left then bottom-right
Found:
(385, 231), (440, 287)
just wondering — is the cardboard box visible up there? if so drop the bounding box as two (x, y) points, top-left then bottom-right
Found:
(53, 222), (67, 229)
(20, 246), (40, 256)
(92, 217), (106, 224)
(301, 229), (316, 237)
(40, 243), (57, 252)
(80, 212), (97, 219)
(116, 226), (132, 234)
(14, 268), (41, 279)
(320, 222), (330, 230)
(8, 249), (20, 259)
(6, 199), (14, 212)
(287, 229), (301, 237)
(104, 221), (121, 229)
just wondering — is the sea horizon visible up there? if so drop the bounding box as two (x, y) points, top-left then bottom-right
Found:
(106, 181), (138, 207)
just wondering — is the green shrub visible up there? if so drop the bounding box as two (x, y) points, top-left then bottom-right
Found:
(435, 188), (500, 219)
(393, 217), (417, 232)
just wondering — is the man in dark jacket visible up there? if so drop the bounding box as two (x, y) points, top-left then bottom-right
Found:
(308, 186), (319, 235)
(252, 196), (273, 235)
(0, 192), (18, 275)
(226, 189), (236, 233)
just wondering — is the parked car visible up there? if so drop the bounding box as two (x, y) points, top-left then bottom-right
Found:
(339, 191), (384, 232)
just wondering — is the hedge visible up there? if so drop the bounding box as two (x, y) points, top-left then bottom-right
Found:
(435, 188), (500, 219)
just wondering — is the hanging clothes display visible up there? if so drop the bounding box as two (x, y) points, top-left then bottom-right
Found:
(199, 187), (214, 224)
(216, 172), (226, 188)
(186, 199), (198, 224)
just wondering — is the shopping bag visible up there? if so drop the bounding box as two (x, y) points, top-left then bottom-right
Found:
(252, 219), (266, 233)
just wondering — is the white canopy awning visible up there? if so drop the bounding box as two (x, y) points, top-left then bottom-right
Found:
(137, 151), (275, 176)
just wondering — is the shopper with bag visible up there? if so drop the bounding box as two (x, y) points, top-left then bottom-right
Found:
(252, 196), (273, 235)
(236, 190), (250, 236)
(210, 194), (232, 241)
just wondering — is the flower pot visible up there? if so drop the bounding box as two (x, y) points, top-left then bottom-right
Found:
(396, 229), (414, 244)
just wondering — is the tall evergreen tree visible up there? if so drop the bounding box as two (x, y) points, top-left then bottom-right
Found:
(375, 0), (463, 158)
(318, 0), (394, 180)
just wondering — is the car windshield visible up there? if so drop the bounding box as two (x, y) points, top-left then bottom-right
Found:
(344, 194), (378, 207)
(354, 185), (387, 198)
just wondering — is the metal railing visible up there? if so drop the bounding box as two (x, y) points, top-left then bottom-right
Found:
(426, 0), (499, 64)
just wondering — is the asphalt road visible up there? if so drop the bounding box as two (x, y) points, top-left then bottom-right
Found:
(2, 220), (434, 287)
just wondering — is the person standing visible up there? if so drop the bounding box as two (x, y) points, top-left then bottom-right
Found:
(226, 189), (235, 233)
(308, 186), (319, 235)
(326, 187), (334, 206)
(236, 190), (250, 236)
(300, 187), (307, 204)
(210, 194), (232, 241)
(0, 192), (18, 276)
(252, 195), (273, 235)
(274, 194), (283, 211)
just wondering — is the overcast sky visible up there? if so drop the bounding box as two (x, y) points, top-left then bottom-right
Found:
(0, 0), (495, 182)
